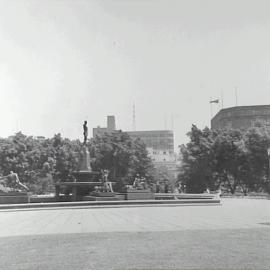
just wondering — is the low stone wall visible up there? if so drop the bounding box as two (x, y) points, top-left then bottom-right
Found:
(123, 191), (155, 200)
(0, 195), (29, 204)
(30, 196), (57, 203)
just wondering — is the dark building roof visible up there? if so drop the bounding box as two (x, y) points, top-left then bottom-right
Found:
(211, 105), (270, 130)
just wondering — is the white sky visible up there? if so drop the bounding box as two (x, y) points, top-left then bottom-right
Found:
(0, 0), (270, 149)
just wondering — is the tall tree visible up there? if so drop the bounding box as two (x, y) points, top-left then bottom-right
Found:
(212, 129), (248, 194)
(179, 124), (270, 194)
(90, 131), (154, 189)
(179, 125), (216, 193)
(244, 126), (270, 192)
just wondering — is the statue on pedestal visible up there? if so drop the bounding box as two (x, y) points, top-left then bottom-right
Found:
(78, 120), (92, 172)
(83, 121), (88, 145)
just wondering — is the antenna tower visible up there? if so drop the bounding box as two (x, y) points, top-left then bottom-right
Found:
(132, 102), (136, 131)
(235, 87), (238, 106)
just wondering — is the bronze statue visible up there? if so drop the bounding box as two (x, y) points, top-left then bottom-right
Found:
(101, 169), (113, 192)
(0, 171), (29, 193)
(101, 169), (109, 182)
(83, 121), (88, 145)
(133, 174), (146, 190)
(133, 174), (140, 189)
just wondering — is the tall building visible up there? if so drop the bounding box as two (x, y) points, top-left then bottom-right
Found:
(107, 115), (116, 131)
(211, 105), (270, 130)
(127, 130), (174, 156)
(93, 116), (178, 180)
(93, 115), (116, 137)
(128, 130), (177, 180)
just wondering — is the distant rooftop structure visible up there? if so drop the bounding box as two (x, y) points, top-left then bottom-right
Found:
(211, 105), (270, 130)
(36, 136), (46, 140)
(93, 115), (116, 137)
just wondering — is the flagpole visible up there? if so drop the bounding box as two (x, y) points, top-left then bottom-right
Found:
(235, 86), (238, 106)
(221, 90), (224, 109)
(210, 97), (213, 119)
(210, 98), (220, 124)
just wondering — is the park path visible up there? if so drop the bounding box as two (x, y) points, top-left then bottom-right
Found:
(0, 198), (269, 237)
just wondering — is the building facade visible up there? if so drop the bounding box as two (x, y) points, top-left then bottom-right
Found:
(211, 105), (270, 130)
(93, 116), (178, 180)
(127, 130), (174, 155)
(127, 130), (177, 180)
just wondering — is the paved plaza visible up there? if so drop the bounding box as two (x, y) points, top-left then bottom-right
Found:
(0, 198), (270, 269)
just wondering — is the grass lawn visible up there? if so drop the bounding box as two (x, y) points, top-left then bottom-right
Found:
(1, 228), (270, 270)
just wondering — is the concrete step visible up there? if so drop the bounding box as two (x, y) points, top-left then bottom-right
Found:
(0, 198), (221, 211)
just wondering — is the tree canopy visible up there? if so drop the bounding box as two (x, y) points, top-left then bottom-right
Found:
(89, 131), (155, 189)
(179, 125), (270, 194)
(0, 131), (155, 193)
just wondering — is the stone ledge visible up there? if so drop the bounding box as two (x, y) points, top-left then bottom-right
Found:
(0, 195), (29, 204)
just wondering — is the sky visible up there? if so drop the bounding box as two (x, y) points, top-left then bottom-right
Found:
(0, 0), (270, 149)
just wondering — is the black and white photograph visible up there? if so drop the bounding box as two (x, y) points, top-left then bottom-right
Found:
(0, 1), (270, 269)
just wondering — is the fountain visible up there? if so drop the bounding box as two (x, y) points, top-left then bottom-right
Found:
(55, 122), (115, 201)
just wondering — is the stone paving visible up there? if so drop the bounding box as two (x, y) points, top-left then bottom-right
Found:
(1, 198), (270, 270)
(0, 198), (269, 237)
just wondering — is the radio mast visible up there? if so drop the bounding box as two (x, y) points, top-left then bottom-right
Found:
(132, 102), (136, 131)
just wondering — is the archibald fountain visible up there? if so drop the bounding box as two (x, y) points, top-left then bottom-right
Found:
(0, 122), (220, 206)
(55, 121), (115, 201)
(54, 121), (221, 205)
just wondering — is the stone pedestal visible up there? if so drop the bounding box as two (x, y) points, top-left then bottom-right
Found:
(79, 146), (92, 172)
(55, 145), (103, 201)
(72, 146), (100, 182)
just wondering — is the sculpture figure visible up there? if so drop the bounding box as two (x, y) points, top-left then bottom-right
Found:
(0, 171), (29, 193)
(133, 174), (140, 189)
(101, 169), (113, 192)
(83, 121), (88, 145)
(132, 174), (146, 190)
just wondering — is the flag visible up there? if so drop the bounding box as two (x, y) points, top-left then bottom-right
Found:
(210, 99), (219, 104)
